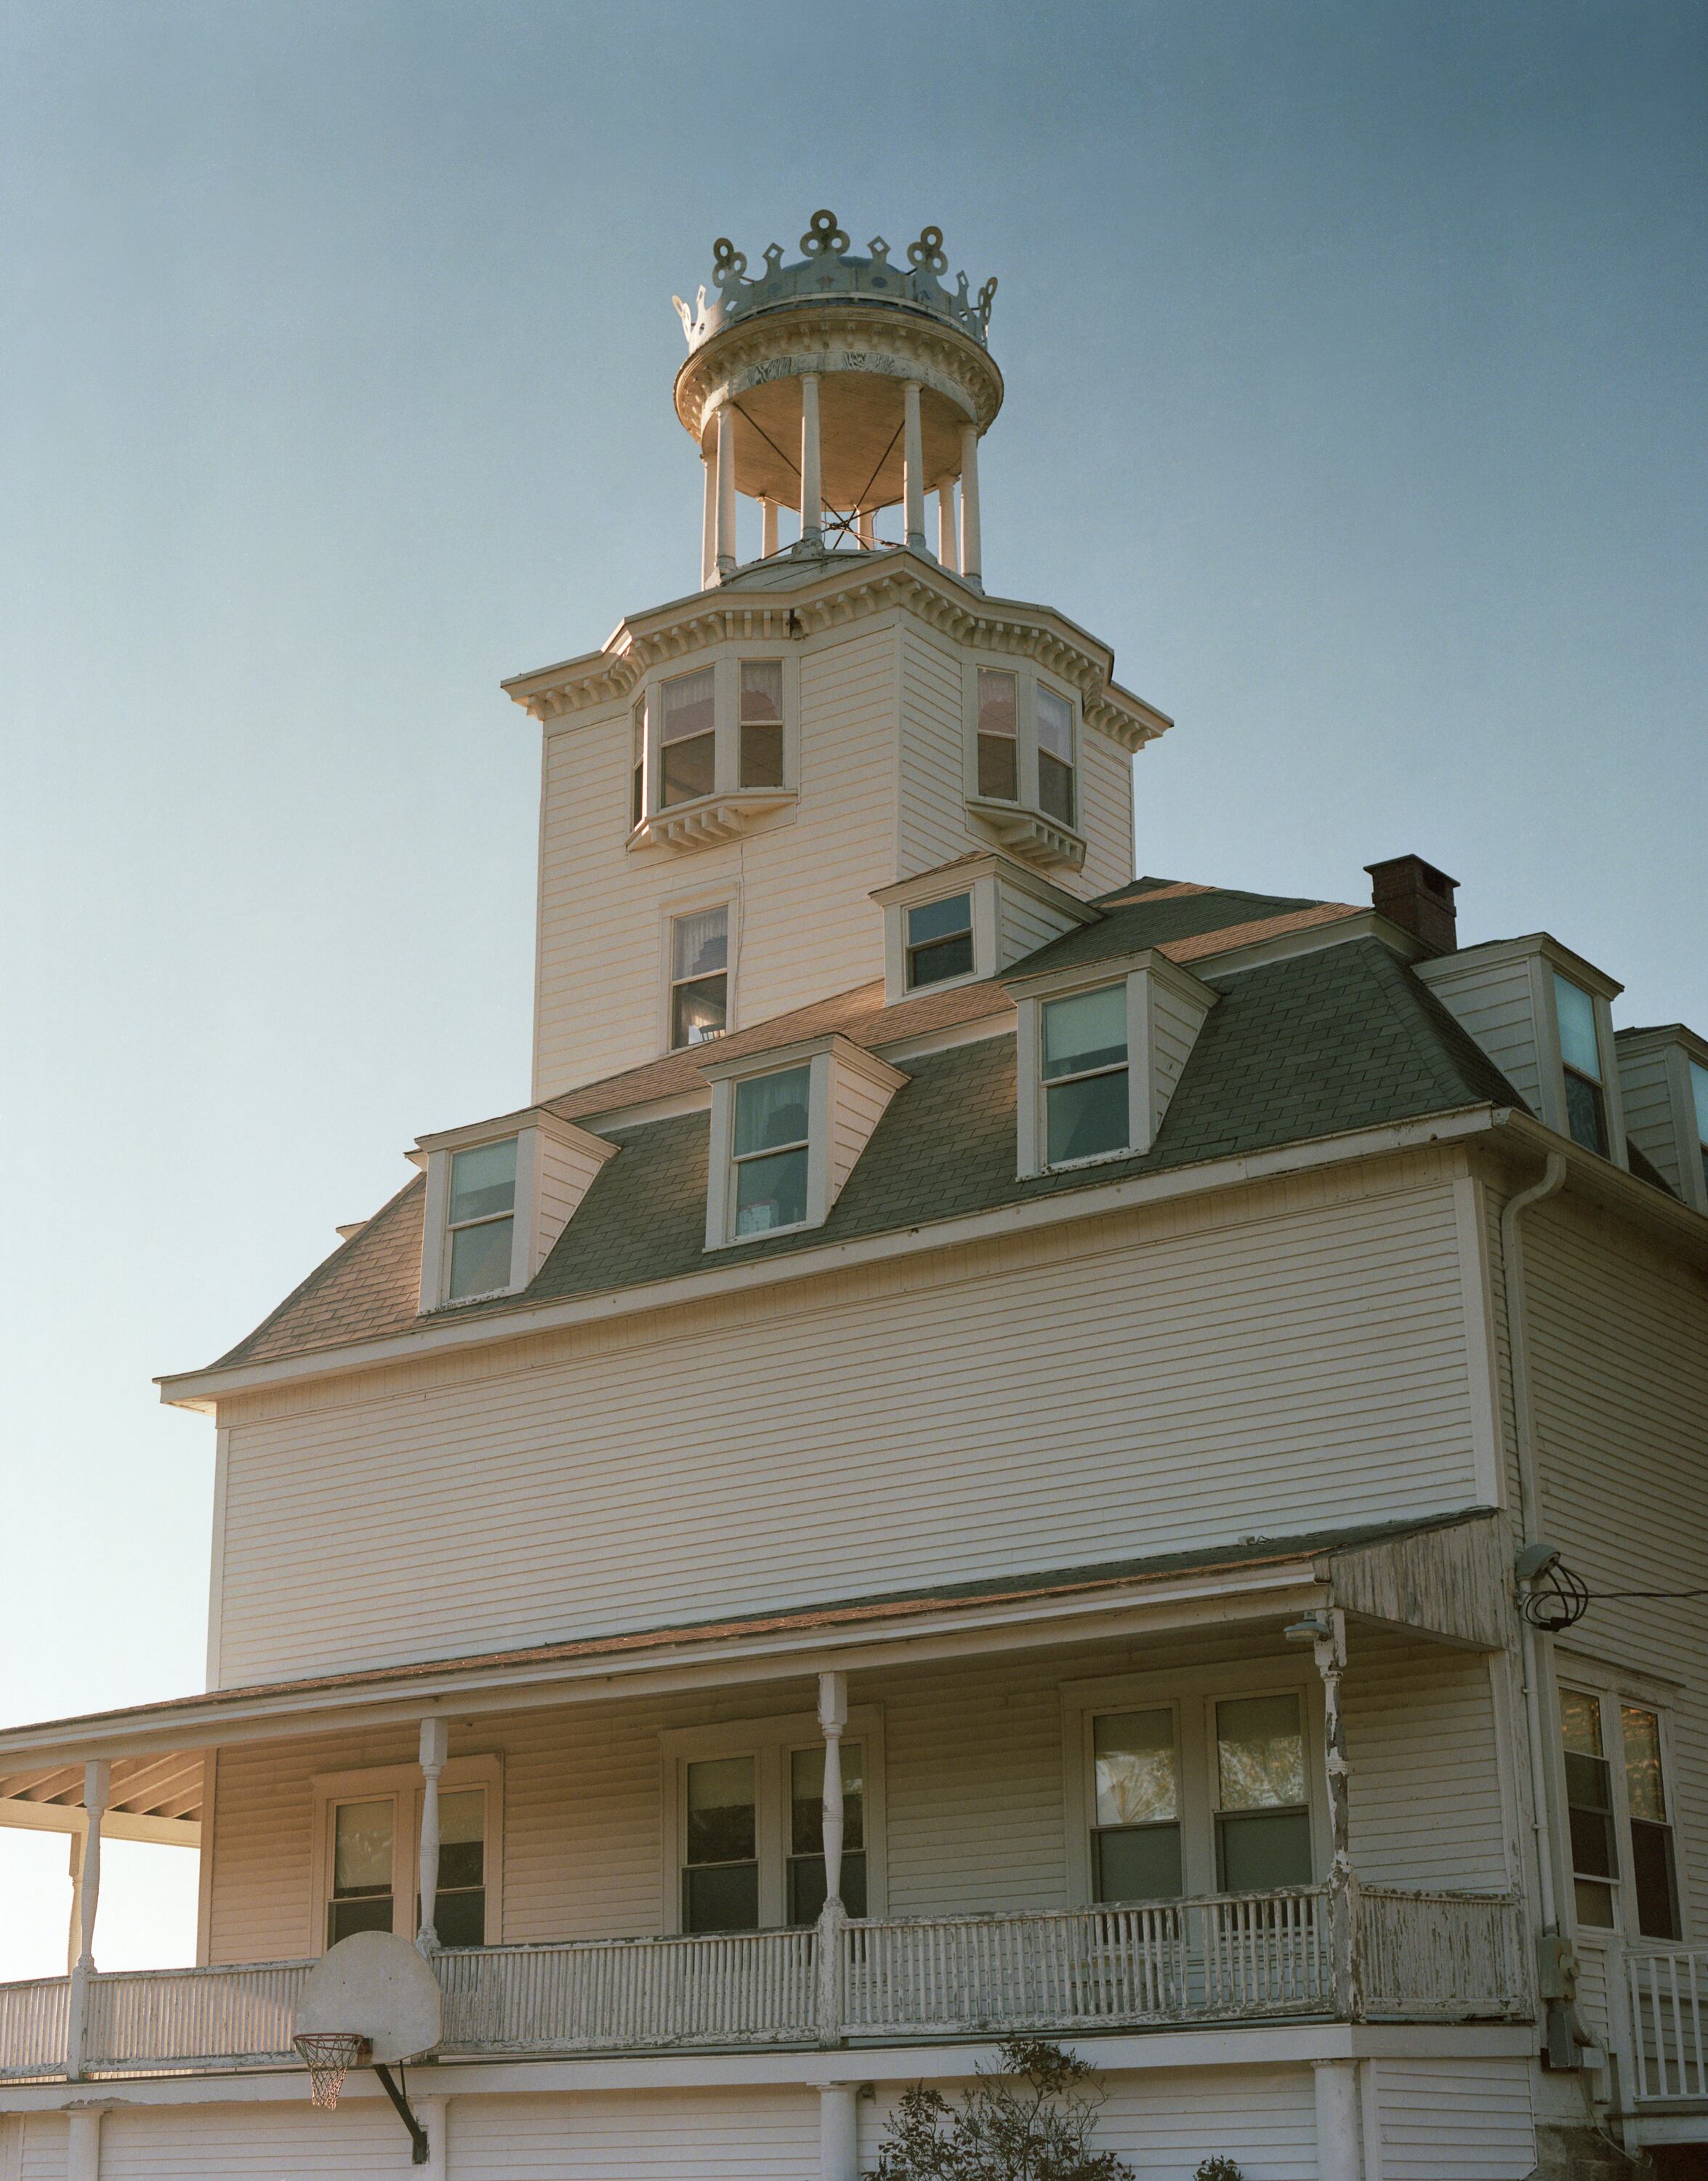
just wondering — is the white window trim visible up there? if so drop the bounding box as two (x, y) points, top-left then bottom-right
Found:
(658, 1707), (886, 1935)
(962, 656), (1087, 856)
(629, 647), (799, 846)
(1555, 1671), (1687, 1948)
(873, 855), (1098, 1005)
(418, 1112), (619, 1310)
(310, 1754), (504, 1956)
(659, 882), (741, 1056)
(1062, 1660), (1326, 1909)
(1536, 955), (1627, 1165)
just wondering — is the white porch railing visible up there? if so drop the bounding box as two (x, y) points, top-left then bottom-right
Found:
(0, 1887), (1528, 2080)
(1623, 1947), (1708, 2103)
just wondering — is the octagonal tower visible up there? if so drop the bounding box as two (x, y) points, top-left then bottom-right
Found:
(674, 210), (1003, 587)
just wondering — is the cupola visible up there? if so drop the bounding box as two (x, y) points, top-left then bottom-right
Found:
(673, 211), (1003, 587)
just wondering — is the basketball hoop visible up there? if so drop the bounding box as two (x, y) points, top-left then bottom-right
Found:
(294, 2030), (370, 2109)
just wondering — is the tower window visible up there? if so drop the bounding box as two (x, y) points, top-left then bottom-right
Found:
(1042, 984), (1129, 1165)
(905, 892), (974, 989)
(1555, 973), (1608, 1155)
(732, 1065), (811, 1237)
(1037, 683), (1076, 827)
(670, 906), (729, 1048)
(446, 1137), (518, 1300)
(976, 667), (1019, 800)
(659, 666), (717, 806)
(631, 698), (647, 829)
(739, 660), (785, 788)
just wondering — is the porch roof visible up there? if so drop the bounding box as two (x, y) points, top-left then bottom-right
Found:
(0, 1510), (1505, 1810)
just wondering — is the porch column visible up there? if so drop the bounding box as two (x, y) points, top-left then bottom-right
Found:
(855, 508), (874, 547)
(815, 1669), (848, 2045)
(798, 374), (823, 550)
(937, 477), (958, 571)
(760, 496), (778, 558)
(66, 1832), (84, 1975)
(902, 381), (927, 553)
(1310, 1610), (1362, 2022)
(417, 2092), (450, 2180)
(818, 2081), (859, 2181)
(417, 1718), (448, 1953)
(65, 1760), (108, 2081)
(1311, 2059), (1363, 2181)
(66, 2108), (103, 2181)
(714, 406), (737, 579)
(958, 425), (983, 589)
(700, 449), (716, 589)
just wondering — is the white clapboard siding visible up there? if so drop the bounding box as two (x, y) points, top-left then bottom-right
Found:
(1076, 723), (1135, 897)
(16, 2114), (69, 2181)
(996, 877), (1084, 967)
(532, 624), (900, 1101)
(214, 1172), (1485, 1684)
(1414, 952), (1542, 1112)
(96, 2099), (426, 2180)
(861, 2066), (1316, 2181)
(451, 2086), (818, 2180)
(1615, 1037), (1686, 1195)
(898, 624), (975, 875)
(1368, 2056), (1536, 2180)
(828, 1058), (898, 1205)
(205, 1634), (1509, 1969)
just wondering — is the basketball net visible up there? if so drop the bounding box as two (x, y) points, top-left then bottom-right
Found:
(293, 2031), (370, 2110)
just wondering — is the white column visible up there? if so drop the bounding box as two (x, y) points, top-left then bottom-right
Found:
(798, 373), (822, 550)
(1314, 1610), (1351, 1876)
(417, 2092), (450, 2180)
(818, 1671), (847, 1905)
(1313, 2058), (1363, 2181)
(818, 2082), (859, 2181)
(855, 508), (874, 548)
(67, 1831), (84, 1976)
(76, 1761), (110, 1969)
(66, 2109), (103, 2181)
(417, 1717), (448, 1953)
(700, 450), (716, 589)
(902, 382), (926, 553)
(937, 478), (958, 571)
(714, 406), (737, 579)
(760, 497), (778, 558)
(959, 424), (983, 589)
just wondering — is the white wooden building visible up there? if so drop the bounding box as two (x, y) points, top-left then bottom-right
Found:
(2, 210), (1706, 2181)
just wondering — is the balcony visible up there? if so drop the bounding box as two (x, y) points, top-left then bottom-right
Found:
(1619, 1945), (1708, 2113)
(0, 1882), (1528, 2083)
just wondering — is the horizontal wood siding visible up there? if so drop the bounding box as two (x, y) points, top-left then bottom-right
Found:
(996, 880), (1080, 968)
(829, 1066), (894, 1205)
(97, 2101), (405, 2179)
(1369, 2055), (1535, 2180)
(214, 1168), (1486, 1684)
(897, 624), (971, 875)
(452, 2087), (818, 2180)
(1616, 1043), (1683, 1193)
(1341, 1650), (1509, 1886)
(1078, 726), (1134, 896)
(1415, 955), (1540, 1113)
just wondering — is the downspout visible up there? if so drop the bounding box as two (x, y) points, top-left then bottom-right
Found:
(1501, 1152), (1568, 1927)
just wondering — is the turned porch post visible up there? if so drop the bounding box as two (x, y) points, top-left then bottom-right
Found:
(417, 1717), (448, 1953)
(66, 1759), (110, 2079)
(1310, 1610), (1362, 2021)
(815, 1669), (848, 2044)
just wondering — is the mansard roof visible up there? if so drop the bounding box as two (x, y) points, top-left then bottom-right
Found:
(211, 912), (1520, 1373)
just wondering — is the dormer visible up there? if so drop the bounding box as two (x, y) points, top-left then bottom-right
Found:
(1004, 948), (1217, 1178)
(872, 854), (1100, 1004)
(699, 1032), (907, 1249)
(1616, 1024), (1708, 1213)
(417, 1109), (619, 1309)
(1415, 935), (1627, 1166)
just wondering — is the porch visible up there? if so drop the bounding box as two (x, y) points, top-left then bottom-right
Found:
(0, 1880), (1526, 2081)
(1611, 1944), (1708, 2146)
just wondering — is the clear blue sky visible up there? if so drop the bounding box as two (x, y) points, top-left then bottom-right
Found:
(1, 0), (1703, 1977)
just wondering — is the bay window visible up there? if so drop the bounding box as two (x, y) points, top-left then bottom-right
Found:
(976, 667), (1019, 799)
(1555, 973), (1608, 1155)
(1037, 682), (1076, 826)
(446, 1137), (517, 1301)
(628, 654), (796, 843)
(659, 666), (717, 807)
(739, 659), (785, 787)
(1042, 984), (1129, 1164)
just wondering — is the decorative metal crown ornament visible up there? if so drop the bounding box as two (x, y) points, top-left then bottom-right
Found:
(674, 212), (996, 353)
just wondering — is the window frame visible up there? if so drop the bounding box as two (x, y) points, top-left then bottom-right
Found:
(1039, 981), (1132, 1169)
(962, 656), (1083, 838)
(630, 649), (799, 832)
(1556, 1675), (1687, 1945)
(1534, 952), (1624, 1167)
(728, 1064), (813, 1241)
(310, 1756), (504, 1956)
(664, 893), (736, 1053)
(442, 1136), (520, 1304)
(1062, 1661), (1325, 1908)
(903, 889), (977, 992)
(658, 1709), (886, 1935)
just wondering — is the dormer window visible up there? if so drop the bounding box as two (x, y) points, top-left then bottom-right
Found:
(1042, 985), (1129, 1164)
(659, 667), (717, 806)
(738, 661), (785, 787)
(1555, 973), (1608, 1154)
(905, 891), (975, 990)
(976, 667), (1019, 799)
(446, 1138), (518, 1301)
(670, 905), (730, 1048)
(1037, 683), (1075, 827)
(731, 1066), (812, 1236)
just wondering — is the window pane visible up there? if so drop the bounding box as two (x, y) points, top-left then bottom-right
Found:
(908, 932), (975, 989)
(435, 1888), (486, 1947)
(673, 907), (728, 981)
(1568, 1796), (1617, 1881)
(1563, 1070), (1608, 1155)
(1554, 975), (1601, 1080)
(685, 1757), (755, 1864)
(1095, 1825), (1182, 1903)
(1632, 1821), (1682, 1940)
(334, 1801), (393, 1895)
(976, 667), (1017, 737)
(734, 1067), (811, 1156)
(1038, 685), (1073, 758)
(1622, 1706), (1667, 1822)
(907, 893), (972, 947)
(1042, 986), (1127, 1080)
(1219, 1808), (1313, 1891)
(789, 1849), (867, 1925)
(672, 975), (728, 1048)
(330, 1892), (393, 1942)
(1039, 751), (1074, 827)
(661, 667), (716, 742)
(790, 1744), (863, 1855)
(1216, 1695), (1306, 1811)
(739, 659), (783, 723)
(1692, 1060), (1708, 1146)
(741, 720), (785, 787)
(1094, 1711), (1177, 1825)
(1561, 1687), (1604, 1757)
(437, 1791), (484, 1893)
(1047, 1072), (1129, 1164)
(684, 1861), (759, 1933)
(978, 734), (1018, 800)
(662, 731), (716, 806)
(976, 669), (1018, 800)
(449, 1138), (517, 1225)
(1574, 1876), (1616, 1928)
(448, 1216), (514, 1299)
(734, 1146), (809, 1234)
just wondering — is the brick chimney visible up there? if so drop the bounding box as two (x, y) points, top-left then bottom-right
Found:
(1365, 854), (1459, 958)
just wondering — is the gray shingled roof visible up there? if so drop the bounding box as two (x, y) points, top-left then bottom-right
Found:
(214, 934), (1520, 1367)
